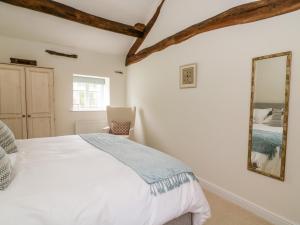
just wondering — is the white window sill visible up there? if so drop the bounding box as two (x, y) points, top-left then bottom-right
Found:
(70, 109), (106, 112)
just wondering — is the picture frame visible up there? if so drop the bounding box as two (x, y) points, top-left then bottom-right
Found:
(180, 63), (197, 88)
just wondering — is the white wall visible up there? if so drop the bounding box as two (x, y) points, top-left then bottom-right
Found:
(127, 1), (300, 223)
(254, 56), (286, 104)
(0, 35), (126, 136)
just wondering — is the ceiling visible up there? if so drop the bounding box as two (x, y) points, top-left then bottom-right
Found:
(53, 0), (159, 25)
(0, 0), (159, 55)
(0, 0), (255, 56)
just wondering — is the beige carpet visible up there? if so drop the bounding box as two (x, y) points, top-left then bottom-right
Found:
(204, 191), (272, 225)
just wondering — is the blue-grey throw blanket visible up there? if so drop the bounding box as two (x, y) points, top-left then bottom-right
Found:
(80, 133), (197, 196)
(252, 129), (282, 160)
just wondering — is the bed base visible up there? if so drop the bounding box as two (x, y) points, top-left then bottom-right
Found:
(164, 213), (192, 225)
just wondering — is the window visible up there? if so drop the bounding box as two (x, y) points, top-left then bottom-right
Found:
(72, 74), (110, 111)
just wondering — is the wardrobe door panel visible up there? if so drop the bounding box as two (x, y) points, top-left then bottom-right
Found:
(27, 117), (51, 138)
(26, 67), (55, 138)
(0, 64), (27, 139)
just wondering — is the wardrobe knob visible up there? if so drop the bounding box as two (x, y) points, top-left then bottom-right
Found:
(28, 115), (31, 118)
(22, 115), (26, 118)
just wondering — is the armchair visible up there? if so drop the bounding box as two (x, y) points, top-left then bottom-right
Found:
(102, 106), (136, 140)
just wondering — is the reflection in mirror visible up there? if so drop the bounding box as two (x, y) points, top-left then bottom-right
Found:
(248, 52), (292, 181)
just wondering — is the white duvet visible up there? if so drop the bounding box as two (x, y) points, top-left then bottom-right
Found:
(251, 124), (282, 175)
(253, 124), (283, 134)
(0, 135), (210, 225)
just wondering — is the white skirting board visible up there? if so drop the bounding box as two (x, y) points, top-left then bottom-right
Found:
(198, 177), (298, 225)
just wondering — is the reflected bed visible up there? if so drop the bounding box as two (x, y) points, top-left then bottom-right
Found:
(251, 124), (282, 176)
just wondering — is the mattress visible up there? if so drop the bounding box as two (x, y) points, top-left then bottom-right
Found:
(164, 213), (192, 225)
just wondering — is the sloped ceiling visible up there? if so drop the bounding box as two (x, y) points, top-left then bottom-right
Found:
(0, 0), (159, 55)
(0, 0), (255, 55)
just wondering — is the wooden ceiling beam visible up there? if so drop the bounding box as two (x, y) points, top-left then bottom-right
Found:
(126, 0), (165, 65)
(126, 0), (300, 65)
(0, 0), (144, 37)
(134, 23), (146, 32)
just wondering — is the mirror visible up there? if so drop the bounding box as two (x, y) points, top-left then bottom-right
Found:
(248, 51), (292, 181)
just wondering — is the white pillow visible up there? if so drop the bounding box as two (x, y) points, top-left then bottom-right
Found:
(262, 115), (272, 125)
(8, 153), (17, 168)
(253, 108), (272, 124)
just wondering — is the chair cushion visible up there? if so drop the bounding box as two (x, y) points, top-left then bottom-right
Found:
(0, 120), (18, 154)
(0, 146), (12, 190)
(110, 121), (131, 135)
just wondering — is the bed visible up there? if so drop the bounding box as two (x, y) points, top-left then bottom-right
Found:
(0, 135), (210, 225)
(251, 103), (284, 176)
(251, 124), (282, 175)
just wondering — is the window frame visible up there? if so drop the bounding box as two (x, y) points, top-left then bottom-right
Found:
(71, 74), (110, 112)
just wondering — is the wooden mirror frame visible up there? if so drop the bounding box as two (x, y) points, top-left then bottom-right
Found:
(247, 51), (292, 181)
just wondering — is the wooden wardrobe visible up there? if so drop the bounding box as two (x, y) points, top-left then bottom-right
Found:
(0, 64), (55, 139)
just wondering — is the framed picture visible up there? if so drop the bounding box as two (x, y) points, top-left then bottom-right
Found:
(180, 63), (197, 88)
